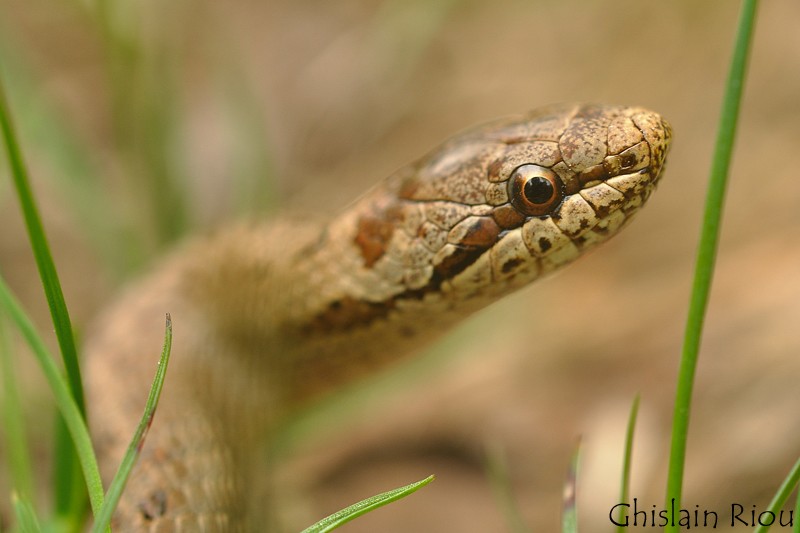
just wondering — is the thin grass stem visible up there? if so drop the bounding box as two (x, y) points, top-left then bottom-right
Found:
(752, 457), (800, 533)
(0, 277), (105, 518)
(0, 317), (35, 502)
(617, 395), (640, 533)
(91, 315), (172, 533)
(0, 76), (84, 416)
(664, 1), (758, 529)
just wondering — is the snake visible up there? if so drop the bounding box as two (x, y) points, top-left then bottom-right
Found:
(84, 103), (671, 531)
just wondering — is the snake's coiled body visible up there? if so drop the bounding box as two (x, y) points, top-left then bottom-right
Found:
(84, 104), (671, 531)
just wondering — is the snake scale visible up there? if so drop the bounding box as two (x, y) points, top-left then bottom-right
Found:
(84, 104), (671, 531)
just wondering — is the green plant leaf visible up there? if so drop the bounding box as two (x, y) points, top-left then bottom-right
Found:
(91, 315), (172, 533)
(0, 316), (34, 502)
(794, 472), (800, 533)
(664, 1), (759, 529)
(300, 475), (434, 533)
(752, 456), (800, 533)
(52, 417), (88, 530)
(0, 277), (105, 518)
(616, 395), (640, 533)
(12, 493), (43, 533)
(0, 73), (84, 416)
(0, 65), (89, 522)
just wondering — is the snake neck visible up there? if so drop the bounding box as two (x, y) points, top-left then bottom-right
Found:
(181, 104), (673, 407)
(179, 210), (493, 410)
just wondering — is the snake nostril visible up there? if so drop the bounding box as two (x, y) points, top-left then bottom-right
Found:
(620, 153), (637, 170)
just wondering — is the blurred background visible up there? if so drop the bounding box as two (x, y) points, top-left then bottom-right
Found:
(0, 0), (798, 531)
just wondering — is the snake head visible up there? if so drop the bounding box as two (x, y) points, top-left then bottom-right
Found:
(349, 104), (671, 301)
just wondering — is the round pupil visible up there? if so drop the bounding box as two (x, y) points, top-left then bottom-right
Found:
(523, 176), (554, 204)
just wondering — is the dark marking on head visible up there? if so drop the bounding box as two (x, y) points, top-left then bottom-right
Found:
(577, 163), (607, 185)
(457, 217), (501, 247)
(501, 258), (524, 274)
(592, 225), (610, 237)
(620, 151), (638, 170)
(487, 158), (504, 181)
(434, 245), (485, 281)
(492, 204), (527, 229)
(538, 237), (552, 252)
(353, 203), (405, 267)
(550, 198), (590, 232)
(305, 286), (439, 334)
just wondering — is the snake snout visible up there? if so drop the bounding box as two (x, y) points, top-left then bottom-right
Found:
(627, 108), (672, 183)
(488, 105), (672, 285)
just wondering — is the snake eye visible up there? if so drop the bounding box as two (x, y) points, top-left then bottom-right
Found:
(508, 164), (563, 216)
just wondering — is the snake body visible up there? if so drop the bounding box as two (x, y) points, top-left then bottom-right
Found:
(84, 104), (671, 530)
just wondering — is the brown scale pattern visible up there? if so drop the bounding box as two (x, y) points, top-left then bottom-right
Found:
(85, 104), (671, 530)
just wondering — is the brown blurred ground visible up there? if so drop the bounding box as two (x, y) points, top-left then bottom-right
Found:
(0, 1), (799, 531)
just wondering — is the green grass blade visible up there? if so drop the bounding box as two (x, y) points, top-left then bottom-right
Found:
(52, 416), (89, 531)
(0, 277), (105, 517)
(616, 395), (640, 533)
(12, 494), (43, 533)
(300, 475), (435, 533)
(91, 314), (172, 533)
(664, 1), (758, 529)
(0, 64), (91, 521)
(485, 441), (531, 533)
(0, 75), (85, 416)
(794, 473), (800, 533)
(752, 456), (800, 533)
(562, 440), (580, 533)
(0, 317), (35, 501)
